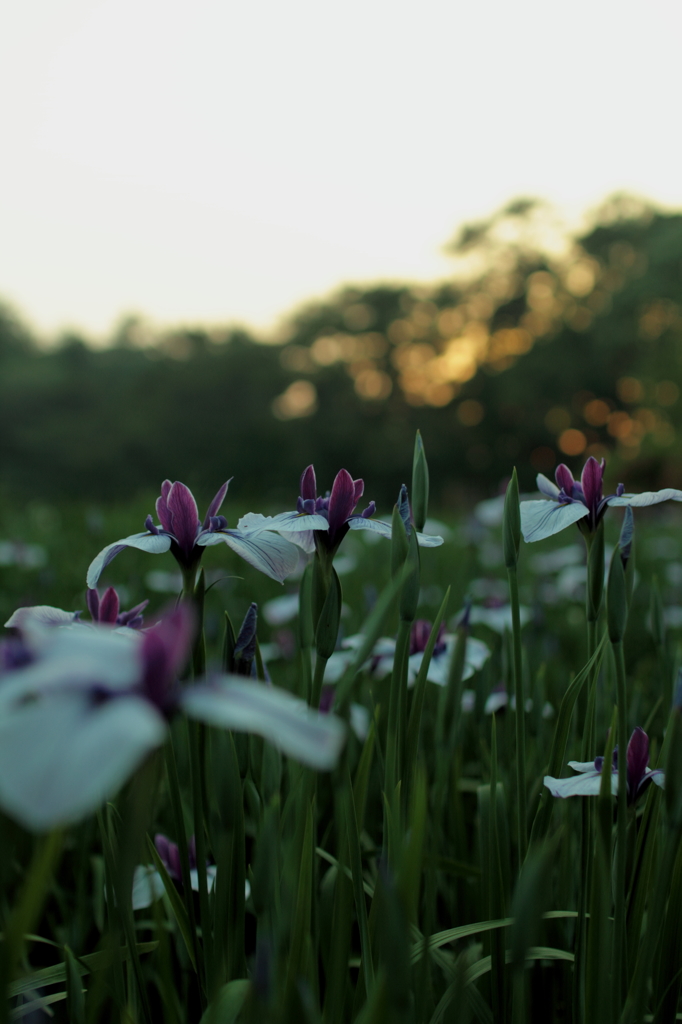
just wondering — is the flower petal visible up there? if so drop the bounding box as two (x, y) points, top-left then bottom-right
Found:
(567, 760), (601, 774)
(132, 866), (166, 910)
(544, 771), (614, 798)
(554, 464), (575, 494)
(300, 465), (317, 501)
(239, 511), (330, 533)
(0, 692), (166, 831)
(607, 488), (682, 508)
(203, 480), (231, 528)
(537, 474), (560, 499)
(4, 605), (80, 631)
(520, 500), (589, 543)
(156, 481), (174, 533)
(580, 456), (604, 511)
(166, 482), (200, 557)
(86, 533), (171, 588)
(181, 677), (346, 771)
(197, 529), (299, 583)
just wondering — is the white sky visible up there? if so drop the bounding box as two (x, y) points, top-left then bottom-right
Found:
(1, 0), (681, 343)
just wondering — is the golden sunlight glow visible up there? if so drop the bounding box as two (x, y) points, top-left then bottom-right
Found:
(558, 429), (587, 456)
(272, 379), (318, 420)
(616, 377), (643, 403)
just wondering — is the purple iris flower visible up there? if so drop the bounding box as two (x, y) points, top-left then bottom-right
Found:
(296, 465), (376, 556)
(521, 456), (682, 543)
(544, 727), (664, 803)
(87, 587), (148, 629)
(87, 478), (301, 588)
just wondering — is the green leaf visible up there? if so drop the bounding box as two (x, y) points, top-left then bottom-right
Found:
(146, 836), (197, 973)
(503, 468), (520, 569)
(199, 979), (251, 1024)
(9, 942), (159, 997)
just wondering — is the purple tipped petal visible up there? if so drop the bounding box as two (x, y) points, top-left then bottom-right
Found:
(86, 588), (100, 622)
(166, 482), (200, 557)
(300, 465), (317, 501)
(555, 464), (575, 494)
(156, 481), (174, 533)
(353, 478), (365, 504)
(141, 606), (194, 710)
(328, 470), (358, 535)
(581, 457), (604, 513)
(98, 587), (120, 624)
(627, 727), (650, 793)
(144, 514), (160, 535)
(117, 600), (149, 628)
(203, 479), (231, 528)
(361, 501), (376, 519)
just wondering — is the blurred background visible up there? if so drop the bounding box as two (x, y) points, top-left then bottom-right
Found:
(1, 0), (682, 513)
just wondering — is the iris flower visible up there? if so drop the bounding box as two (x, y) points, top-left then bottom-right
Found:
(544, 727), (664, 803)
(0, 608), (346, 831)
(262, 467), (443, 558)
(87, 479), (303, 588)
(520, 456), (682, 543)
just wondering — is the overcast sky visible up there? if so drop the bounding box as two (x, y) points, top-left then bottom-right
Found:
(2, 0), (681, 342)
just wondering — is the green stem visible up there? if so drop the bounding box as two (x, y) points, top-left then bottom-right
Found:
(310, 653), (328, 711)
(189, 720), (213, 996)
(507, 565), (527, 864)
(385, 619), (411, 798)
(613, 640), (628, 1009)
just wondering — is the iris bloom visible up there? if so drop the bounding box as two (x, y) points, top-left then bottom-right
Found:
(263, 467), (443, 558)
(0, 608), (346, 831)
(87, 479), (303, 588)
(544, 727), (664, 803)
(520, 456), (682, 543)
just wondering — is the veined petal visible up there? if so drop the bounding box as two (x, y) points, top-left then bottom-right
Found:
(581, 456), (604, 512)
(156, 481), (173, 533)
(197, 529), (299, 583)
(347, 516), (393, 539)
(328, 469), (358, 534)
(167, 482), (200, 556)
(181, 677), (346, 771)
(554, 464), (575, 494)
(520, 500), (589, 543)
(607, 488), (682, 507)
(544, 771), (614, 798)
(537, 474), (560, 499)
(203, 480), (231, 528)
(86, 533), (171, 588)
(0, 692), (166, 831)
(239, 511), (330, 533)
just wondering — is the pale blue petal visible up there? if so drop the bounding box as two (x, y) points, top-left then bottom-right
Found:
(567, 760), (599, 773)
(239, 511), (330, 533)
(87, 533), (171, 588)
(650, 770), (666, 789)
(4, 605), (79, 630)
(520, 500), (589, 542)
(537, 474), (560, 499)
(198, 529), (300, 582)
(181, 677), (346, 771)
(0, 627), (142, 708)
(544, 771), (615, 798)
(348, 517), (393, 539)
(415, 530), (444, 547)
(607, 489), (682, 508)
(132, 866), (166, 910)
(0, 693), (166, 831)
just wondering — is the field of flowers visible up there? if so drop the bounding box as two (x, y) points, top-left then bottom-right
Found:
(2, 435), (682, 1023)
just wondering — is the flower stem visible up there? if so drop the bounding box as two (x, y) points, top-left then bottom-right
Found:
(385, 618), (411, 798)
(612, 640), (628, 1009)
(507, 564), (527, 864)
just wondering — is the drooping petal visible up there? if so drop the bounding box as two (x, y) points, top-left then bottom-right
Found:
(537, 474), (561, 499)
(166, 482), (200, 558)
(581, 457), (604, 513)
(156, 481), (174, 533)
(98, 587), (120, 624)
(300, 465), (317, 501)
(554, 464), (575, 494)
(520, 500), (590, 543)
(607, 488), (682, 508)
(0, 692), (166, 831)
(197, 529), (300, 583)
(347, 517), (393, 539)
(181, 677), (346, 771)
(567, 760), (601, 773)
(4, 605), (80, 631)
(328, 470), (358, 535)
(202, 480), (231, 528)
(544, 771), (614, 798)
(86, 533), (171, 589)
